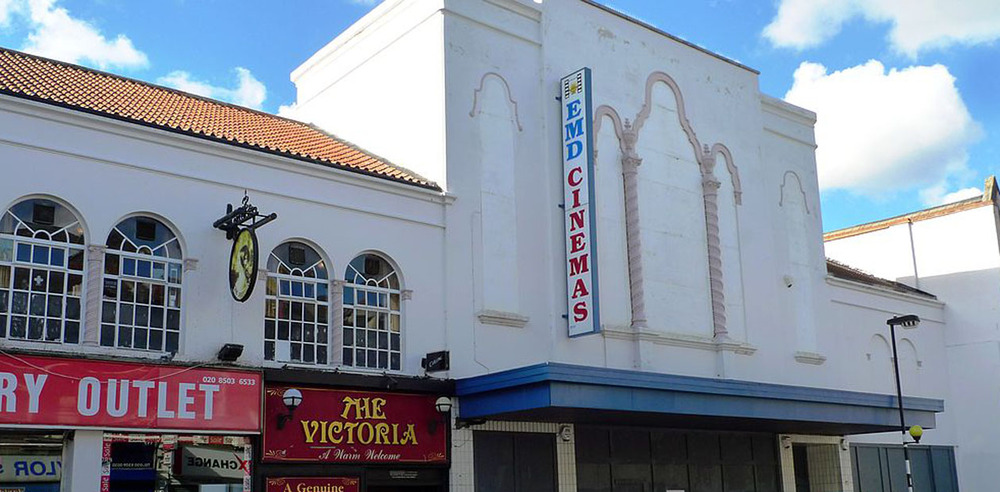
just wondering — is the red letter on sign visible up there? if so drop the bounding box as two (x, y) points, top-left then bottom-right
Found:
(573, 301), (589, 322)
(570, 233), (586, 253)
(568, 167), (583, 187)
(568, 209), (585, 232)
(571, 278), (590, 299)
(569, 254), (590, 276)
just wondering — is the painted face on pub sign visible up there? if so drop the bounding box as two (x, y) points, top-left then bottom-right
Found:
(229, 228), (258, 302)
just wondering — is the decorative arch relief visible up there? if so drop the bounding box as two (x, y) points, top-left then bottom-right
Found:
(469, 72), (524, 132)
(779, 170), (810, 214)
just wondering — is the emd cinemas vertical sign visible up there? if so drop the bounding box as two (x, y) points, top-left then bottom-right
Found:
(561, 68), (600, 337)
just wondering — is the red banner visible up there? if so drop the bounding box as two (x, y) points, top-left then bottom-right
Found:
(262, 385), (447, 463)
(0, 353), (261, 432)
(266, 477), (359, 492)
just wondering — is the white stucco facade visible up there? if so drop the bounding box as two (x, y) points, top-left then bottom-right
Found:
(287, 1), (958, 491)
(0, 1), (966, 491)
(826, 184), (1000, 492)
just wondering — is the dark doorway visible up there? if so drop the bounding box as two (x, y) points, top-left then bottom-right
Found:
(474, 431), (557, 492)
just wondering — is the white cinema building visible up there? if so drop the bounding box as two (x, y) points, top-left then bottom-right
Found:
(0, 0), (968, 491)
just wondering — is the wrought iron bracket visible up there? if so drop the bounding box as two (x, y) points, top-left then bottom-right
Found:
(213, 191), (277, 240)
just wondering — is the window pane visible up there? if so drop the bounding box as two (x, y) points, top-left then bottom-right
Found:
(48, 271), (64, 294)
(100, 324), (115, 346)
(123, 258), (136, 276)
(13, 267), (29, 290)
(67, 274), (82, 297)
(28, 317), (43, 340)
(0, 238), (12, 262)
(46, 296), (61, 318)
(45, 319), (60, 341)
(105, 254), (119, 275)
(16, 243), (30, 262)
(104, 279), (118, 300)
(67, 249), (84, 271)
(119, 304), (133, 325)
(166, 309), (180, 330)
(30, 269), (46, 292)
(49, 248), (64, 267)
(10, 316), (25, 337)
(149, 329), (163, 351)
(165, 332), (178, 353)
(65, 298), (80, 320)
(168, 287), (180, 308)
(151, 284), (165, 306)
(64, 321), (79, 344)
(11, 292), (27, 314)
(120, 281), (134, 302)
(168, 264), (181, 284)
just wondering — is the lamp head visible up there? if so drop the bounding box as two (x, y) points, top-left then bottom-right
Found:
(282, 388), (303, 412)
(909, 425), (923, 443)
(887, 314), (921, 329)
(435, 396), (453, 414)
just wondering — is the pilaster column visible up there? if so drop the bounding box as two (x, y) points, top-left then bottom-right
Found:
(620, 121), (647, 331)
(331, 279), (346, 364)
(83, 244), (105, 346)
(700, 155), (728, 340)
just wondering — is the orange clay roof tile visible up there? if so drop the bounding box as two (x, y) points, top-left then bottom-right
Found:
(0, 47), (438, 190)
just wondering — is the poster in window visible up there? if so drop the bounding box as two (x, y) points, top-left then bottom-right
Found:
(229, 228), (258, 302)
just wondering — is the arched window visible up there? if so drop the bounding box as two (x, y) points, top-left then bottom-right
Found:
(0, 198), (85, 343)
(343, 254), (400, 370)
(265, 242), (329, 365)
(102, 216), (182, 352)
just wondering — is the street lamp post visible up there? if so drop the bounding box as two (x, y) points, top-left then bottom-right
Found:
(887, 314), (920, 492)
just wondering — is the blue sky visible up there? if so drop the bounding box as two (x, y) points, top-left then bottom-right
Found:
(0, 0), (996, 231)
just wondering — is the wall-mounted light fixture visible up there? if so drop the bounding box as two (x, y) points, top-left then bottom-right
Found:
(276, 388), (303, 429)
(434, 396), (453, 414)
(780, 435), (792, 449)
(217, 343), (244, 362)
(429, 397), (453, 435)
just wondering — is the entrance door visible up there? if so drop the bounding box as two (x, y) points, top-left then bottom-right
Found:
(474, 431), (557, 492)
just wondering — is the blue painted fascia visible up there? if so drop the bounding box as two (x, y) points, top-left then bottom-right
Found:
(456, 362), (944, 413)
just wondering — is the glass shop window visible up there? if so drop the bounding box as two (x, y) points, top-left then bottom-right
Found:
(104, 434), (250, 492)
(0, 432), (64, 491)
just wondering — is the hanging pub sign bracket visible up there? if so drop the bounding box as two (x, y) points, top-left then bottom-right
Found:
(214, 192), (277, 303)
(213, 191), (278, 240)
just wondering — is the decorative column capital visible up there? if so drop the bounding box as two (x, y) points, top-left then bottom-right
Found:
(183, 258), (199, 272)
(87, 244), (106, 257)
(622, 155), (643, 174)
(401, 289), (413, 301)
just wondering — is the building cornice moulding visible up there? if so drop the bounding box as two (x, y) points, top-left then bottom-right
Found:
(477, 310), (529, 328)
(603, 326), (756, 355)
(793, 351), (827, 365)
(826, 276), (945, 309)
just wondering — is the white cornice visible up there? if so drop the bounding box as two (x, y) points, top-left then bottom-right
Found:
(603, 327), (757, 355)
(827, 276), (945, 310)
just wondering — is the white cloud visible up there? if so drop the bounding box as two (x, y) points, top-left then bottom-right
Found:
(784, 60), (981, 195)
(0, 0), (21, 26)
(763, 0), (1000, 56)
(276, 102), (300, 119)
(919, 185), (982, 206)
(18, 0), (147, 70)
(157, 68), (267, 110)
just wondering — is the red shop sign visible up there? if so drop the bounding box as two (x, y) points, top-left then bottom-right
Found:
(0, 353), (261, 432)
(263, 386), (447, 463)
(266, 477), (359, 492)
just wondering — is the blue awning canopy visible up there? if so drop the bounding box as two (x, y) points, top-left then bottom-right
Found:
(456, 363), (943, 435)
